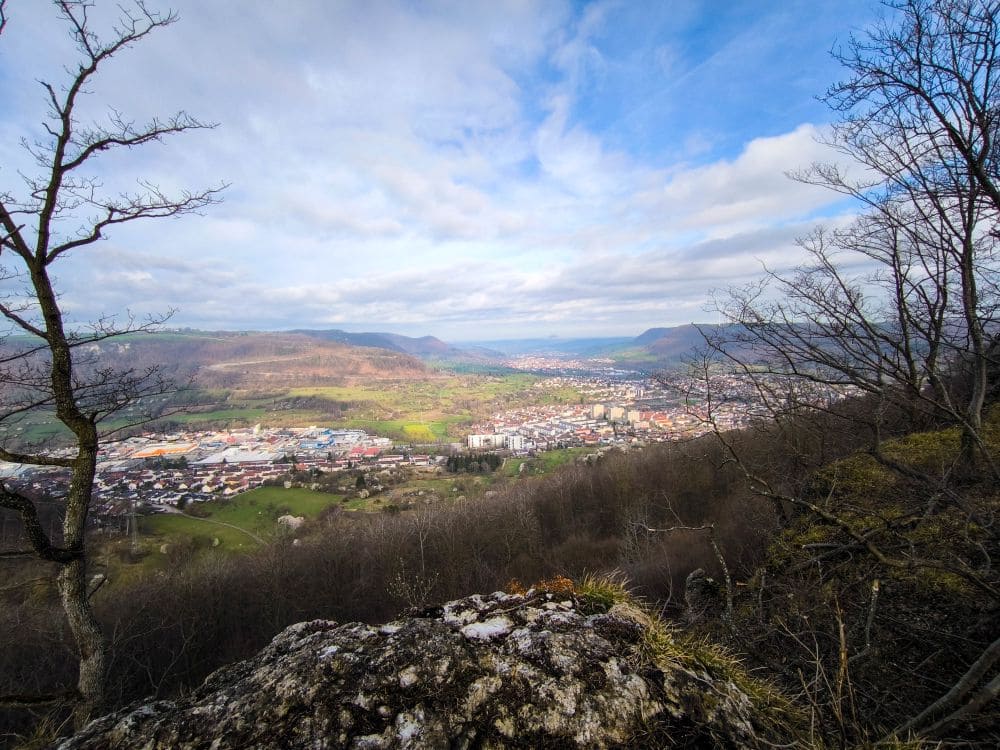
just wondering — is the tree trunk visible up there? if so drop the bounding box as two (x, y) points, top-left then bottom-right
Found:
(58, 558), (106, 729)
(59, 438), (106, 729)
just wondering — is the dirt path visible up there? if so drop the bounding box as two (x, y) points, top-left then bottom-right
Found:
(162, 506), (266, 545)
(203, 355), (309, 370)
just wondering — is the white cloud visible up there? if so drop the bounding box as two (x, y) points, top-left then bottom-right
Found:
(0, 0), (876, 339)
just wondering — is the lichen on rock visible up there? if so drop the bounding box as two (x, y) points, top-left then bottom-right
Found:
(59, 588), (805, 749)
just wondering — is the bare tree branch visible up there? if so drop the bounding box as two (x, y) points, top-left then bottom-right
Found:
(637, 520), (735, 628)
(0, 690), (79, 709)
(0, 0), (224, 727)
(894, 633), (1000, 737)
(0, 482), (79, 563)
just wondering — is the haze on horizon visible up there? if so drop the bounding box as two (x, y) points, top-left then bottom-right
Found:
(0, 0), (882, 341)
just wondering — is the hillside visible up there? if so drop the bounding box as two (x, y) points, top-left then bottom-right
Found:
(74, 331), (432, 389)
(0, 331), (583, 445)
(291, 328), (486, 361)
(628, 323), (709, 361)
(578, 323), (759, 367)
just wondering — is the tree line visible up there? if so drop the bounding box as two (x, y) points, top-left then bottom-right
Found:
(445, 452), (503, 473)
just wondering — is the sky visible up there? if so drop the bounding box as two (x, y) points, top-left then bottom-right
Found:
(0, 0), (884, 341)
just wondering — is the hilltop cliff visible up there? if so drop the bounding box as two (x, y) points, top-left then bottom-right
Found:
(59, 585), (805, 749)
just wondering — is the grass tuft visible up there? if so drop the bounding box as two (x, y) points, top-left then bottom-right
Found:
(576, 570), (633, 613)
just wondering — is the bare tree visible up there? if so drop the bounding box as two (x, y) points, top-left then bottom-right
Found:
(700, 0), (1000, 740)
(0, 0), (222, 727)
(712, 0), (1000, 474)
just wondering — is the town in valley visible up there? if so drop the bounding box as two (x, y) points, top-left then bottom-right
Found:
(0, 360), (850, 535)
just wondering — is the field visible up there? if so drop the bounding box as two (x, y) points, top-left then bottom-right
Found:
(271, 374), (580, 440)
(139, 486), (343, 551)
(285, 374), (555, 428)
(148, 373), (582, 441)
(502, 447), (594, 477)
(335, 416), (466, 442)
(161, 407), (271, 424)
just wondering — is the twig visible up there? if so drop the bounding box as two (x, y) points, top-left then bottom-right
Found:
(893, 634), (1000, 739)
(0, 576), (52, 593)
(849, 578), (880, 665)
(0, 690), (78, 709)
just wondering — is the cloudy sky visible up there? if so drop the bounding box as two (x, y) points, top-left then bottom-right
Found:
(0, 0), (882, 341)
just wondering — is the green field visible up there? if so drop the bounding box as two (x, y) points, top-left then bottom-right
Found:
(281, 375), (573, 441)
(162, 407), (270, 424)
(341, 497), (373, 511)
(202, 485), (341, 522)
(336, 415), (468, 442)
(146, 375), (561, 439)
(288, 373), (543, 404)
(503, 447), (594, 477)
(140, 486), (343, 550)
(609, 347), (663, 364)
(140, 513), (259, 550)
(1, 418), (74, 445)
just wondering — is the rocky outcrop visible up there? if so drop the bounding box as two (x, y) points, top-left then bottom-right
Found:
(683, 567), (722, 624)
(60, 589), (802, 749)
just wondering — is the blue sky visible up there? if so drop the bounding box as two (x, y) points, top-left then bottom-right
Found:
(0, 0), (882, 341)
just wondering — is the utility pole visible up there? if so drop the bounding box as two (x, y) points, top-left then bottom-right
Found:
(129, 496), (140, 556)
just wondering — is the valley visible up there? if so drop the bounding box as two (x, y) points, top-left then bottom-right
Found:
(0, 324), (716, 447)
(5, 2), (999, 745)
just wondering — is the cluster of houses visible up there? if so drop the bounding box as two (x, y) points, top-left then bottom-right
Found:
(466, 403), (680, 452)
(466, 372), (850, 451)
(0, 372), (856, 532)
(0, 425), (445, 521)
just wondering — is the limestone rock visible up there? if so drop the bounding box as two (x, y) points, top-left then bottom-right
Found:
(684, 567), (721, 623)
(60, 590), (801, 749)
(277, 514), (306, 530)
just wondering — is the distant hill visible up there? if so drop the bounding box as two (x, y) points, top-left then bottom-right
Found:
(558, 324), (738, 367)
(461, 336), (633, 357)
(612, 323), (772, 367)
(39, 331), (432, 389)
(633, 327), (678, 345)
(631, 324), (710, 359)
(466, 327), (715, 366)
(291, 329), (486, 361)
(3, 325), (762, 386)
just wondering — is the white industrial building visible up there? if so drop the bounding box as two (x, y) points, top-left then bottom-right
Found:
(467, 433), (527, 451)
